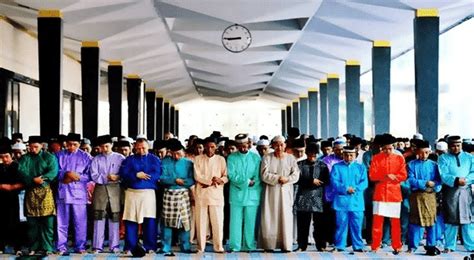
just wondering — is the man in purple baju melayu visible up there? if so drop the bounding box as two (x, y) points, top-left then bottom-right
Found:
(90, 135), (125, 254)
(56, 133), (92, 255)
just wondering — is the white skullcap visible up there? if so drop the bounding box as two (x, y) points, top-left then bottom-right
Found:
(257, 139), (270, 146)
(12, 142), (26, 150)
(136, 134), (147, 140)
(436, 141), (448, 151)
(218, 140), (225, 147)
(413, 133), (424, 140)
(121, 137), (134, 143)
(271, 135), (286, 143)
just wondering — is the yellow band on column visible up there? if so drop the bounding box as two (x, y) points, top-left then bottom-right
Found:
(327, 73), (339, 79)
(126, 74), (140, 79)
(81, 41), (99, 48)
(373, 40), (390, 47)
(108, 60), (122, 66)
(38, 10), (62, 18)
(308, 87), (318, 92)
(416, 9), (439, 17)
(346, 60), (360, 66)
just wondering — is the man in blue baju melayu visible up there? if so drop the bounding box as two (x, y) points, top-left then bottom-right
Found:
(330, 146), (368, 252)
(407, 140), (441, 255)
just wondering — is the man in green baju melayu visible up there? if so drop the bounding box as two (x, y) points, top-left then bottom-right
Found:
(17, 136), (58, 256)
(226, 133), (262, 252)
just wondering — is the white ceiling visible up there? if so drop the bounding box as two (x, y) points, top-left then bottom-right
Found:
(0, 0), (472, 105)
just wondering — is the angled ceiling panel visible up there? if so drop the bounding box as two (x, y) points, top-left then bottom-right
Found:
(0, 0), (471, 104)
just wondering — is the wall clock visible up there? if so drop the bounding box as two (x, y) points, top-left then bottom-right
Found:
(221, 24), (252, 53)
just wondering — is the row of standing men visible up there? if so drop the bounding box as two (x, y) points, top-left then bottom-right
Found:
(0, 131), (473, 257)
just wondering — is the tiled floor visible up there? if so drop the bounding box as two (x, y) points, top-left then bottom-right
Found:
(1, 245), (472, 259)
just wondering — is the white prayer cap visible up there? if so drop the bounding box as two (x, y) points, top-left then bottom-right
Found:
(218, 140), (226, 147)
(136, 134), (147, 140)
(111, 137), (118, 142)
(257, 139), (270, 146)
(121, 137), (134, 143)
(12, 142), (26, 150)
(436, 141), (448, 151)
(413, 133), (424, 140)
(271, 135), (286, 143)
(251, 135), (258, 144)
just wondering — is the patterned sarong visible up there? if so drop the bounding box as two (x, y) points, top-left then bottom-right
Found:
(409, 191), (436, 226)
(25, 185), (56, 217)
(162, 188), (192, 231)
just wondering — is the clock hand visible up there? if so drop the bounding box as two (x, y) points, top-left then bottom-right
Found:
(223, 37), (242, 40)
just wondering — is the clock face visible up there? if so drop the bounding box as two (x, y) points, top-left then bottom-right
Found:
(221, 24), (252, 53)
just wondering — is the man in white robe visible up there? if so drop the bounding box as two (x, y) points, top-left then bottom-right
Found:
(260, 136), (300, 252)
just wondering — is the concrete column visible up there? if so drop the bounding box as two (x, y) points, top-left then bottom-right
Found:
(286, 105), (292, 135)
(145, 91), (156, 140)
(155, 97), (164, 139)
(360, 101), (365, 138)
(372, 40), (391, 134)
(308, 88), (319, 137)
(345, 60), (362, 137)
(327, 74), (339, 138)
(170, 105), (175, 135)
(126, 75), (141, 138)
(281, 109), (287, 136)
(175, 109), (179, 138)
(108, 61), (123, 137)
(319, 80), (328, 139)
(81, 41), (99, 138)
(163, 101), (170, 133)
(292, 100), (299, 128)
(38, 9), (63, 138)
(299, 96), (309, 134)
(414, 9), (439, 144)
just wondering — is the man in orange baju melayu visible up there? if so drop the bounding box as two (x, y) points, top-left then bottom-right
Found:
(369, 134), (407, 254)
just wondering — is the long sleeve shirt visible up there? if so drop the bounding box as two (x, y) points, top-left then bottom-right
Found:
(261, 153), (300, 186)
(408, 159), (441, 192)
(369, 152), (407, 202)
(227, 151), (262, 207)
(322, 154), (343, 172)
(160, 157), (194, 190)
(295, 159), (329, 212)
(330, 161), (368, 211)
(193, 154), (228, 206)
(18, 151), (58, 188)
(0, 161), (23, 199)
(90, 152), (125, 184)
(57, 149), (92, 204)
(119, 153), (161, 190)
(438, 152), (474, 187)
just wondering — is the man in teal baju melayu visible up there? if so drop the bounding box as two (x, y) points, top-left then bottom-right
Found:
(160, 139), (195, 256)
(438, 135), (474, 252)
(227, 134), (262, 252)
(18, 136), (58, 256)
